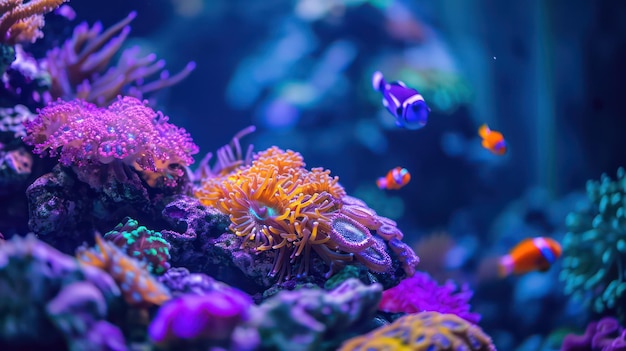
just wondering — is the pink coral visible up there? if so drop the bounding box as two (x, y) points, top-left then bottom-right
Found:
(22, 95), (198, 187)
(379, 271), (480, 324)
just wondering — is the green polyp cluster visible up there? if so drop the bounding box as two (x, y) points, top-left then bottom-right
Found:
(104, 217), (171, 274)
(559, 167), (626, 319)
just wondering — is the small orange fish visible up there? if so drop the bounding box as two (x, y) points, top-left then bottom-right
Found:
(498, 237), (562, 277)
(478, 124), (507, 155)
(376, 167), (410, 190)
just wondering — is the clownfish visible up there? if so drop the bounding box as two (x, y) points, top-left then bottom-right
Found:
(498, 237), (562, 277)
(478, 124), (507, 155)
(376, 167), (410, 190)
(372, 71), (431, 130)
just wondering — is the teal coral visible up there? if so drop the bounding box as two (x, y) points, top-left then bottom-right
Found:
(103, 217), (171, 274)
(339, 311), (497, 351)
(559, 167), (626, 317)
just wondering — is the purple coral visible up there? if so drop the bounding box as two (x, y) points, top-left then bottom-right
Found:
(22, 95), (198, 187)
(562, 317), (626, 351)
(44, 11), (196, 106)
(379, 271), (481, 324)
(148, 290), (252, 343)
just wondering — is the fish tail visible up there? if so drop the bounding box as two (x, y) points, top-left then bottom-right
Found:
(497, 255), (514, 278)
(478, 124), (490, 138)
(376, 177), (387, 189)
(372, 71), (386, 92)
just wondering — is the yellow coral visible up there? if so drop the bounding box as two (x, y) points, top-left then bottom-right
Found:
(77, 234), (171, 307)
(196, 147), (349, 280)
(339, 312), (496, 351)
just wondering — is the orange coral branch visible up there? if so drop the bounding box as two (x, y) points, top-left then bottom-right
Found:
(0, 0), (68, 44)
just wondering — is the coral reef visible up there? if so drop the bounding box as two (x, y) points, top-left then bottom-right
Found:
(103, 217), (171, 274)
(560, 168), (626, 319)
(379, 271), (481, 324)
(0, 234), (123, 350)
(339, 311), (497, 351)
(561, 317), (626, 351)
(76, 233), (171, 307)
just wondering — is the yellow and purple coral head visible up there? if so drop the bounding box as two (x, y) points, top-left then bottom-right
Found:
(379, 271), (481, 324)
(339, 311), (496, 351)
(148, 289), (252, 344)
(22, 95), (199, 187)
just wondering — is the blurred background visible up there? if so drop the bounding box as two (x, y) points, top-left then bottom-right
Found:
(61, 0), (626, 349)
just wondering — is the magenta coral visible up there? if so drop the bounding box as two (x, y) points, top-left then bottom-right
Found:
(22, 95), (199, 187)
(148, 291), (252, 344)
(379, 271), (481, 324)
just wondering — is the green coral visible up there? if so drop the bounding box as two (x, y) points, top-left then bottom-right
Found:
(338, 311), (496, 351)
(103, 217), (171, 274)
(559, 167), (626, 317)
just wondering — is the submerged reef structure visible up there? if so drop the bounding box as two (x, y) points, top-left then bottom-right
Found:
(560, 167), (626, 320)
(195, 142), (419, 285)
(339, 311), (497, 351)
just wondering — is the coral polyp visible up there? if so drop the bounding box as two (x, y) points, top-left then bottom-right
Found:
(196, 145), (418, 281)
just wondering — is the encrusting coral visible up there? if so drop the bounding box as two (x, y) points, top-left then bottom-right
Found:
(560, 167), (626, 319)
(339, 311), (497, 351)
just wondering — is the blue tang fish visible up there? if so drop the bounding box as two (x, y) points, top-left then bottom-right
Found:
(372, 71), (431, 130)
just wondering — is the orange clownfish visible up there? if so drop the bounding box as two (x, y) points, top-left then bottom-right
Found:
(498, 237), (562, 277)
(376, 167), (410, 190)
(478, 124), (507, 155)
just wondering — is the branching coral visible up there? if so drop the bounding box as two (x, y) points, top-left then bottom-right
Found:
(559, 167), (626, 318)
(196, 139), (419, 282)
(22, 95), (199, 188)
(0, 0), (67, 45)
(43, 11), (196, 106)
(339, 311), (497, 351)
(76, 233), (171, 307)
(103, 217), (171, 274)
(379, 271), (481, 324)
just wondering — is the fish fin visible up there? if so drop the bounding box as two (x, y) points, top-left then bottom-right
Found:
(372, 71), (385, 91)
(478, 124), (490, 138)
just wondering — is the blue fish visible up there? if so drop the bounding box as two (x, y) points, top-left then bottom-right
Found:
(372, 71), (431, 130)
